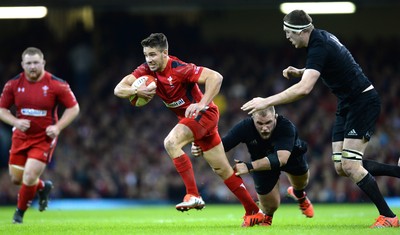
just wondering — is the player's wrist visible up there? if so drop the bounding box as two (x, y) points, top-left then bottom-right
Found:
(245, 162), (254, 172)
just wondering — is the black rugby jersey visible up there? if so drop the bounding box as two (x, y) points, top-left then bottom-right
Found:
(306, 29), (371, 104)
(222, 115), (306, 162)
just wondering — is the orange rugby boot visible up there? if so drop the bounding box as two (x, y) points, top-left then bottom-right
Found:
(287, 186), (314, 218)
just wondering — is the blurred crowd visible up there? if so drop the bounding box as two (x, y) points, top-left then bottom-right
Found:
(0, 13), (400, 205)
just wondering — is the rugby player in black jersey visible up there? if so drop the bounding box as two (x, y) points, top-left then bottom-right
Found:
(242, 10), (399, 228)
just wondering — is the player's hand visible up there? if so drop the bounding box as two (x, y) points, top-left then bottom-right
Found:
(137, 83), (156, 99)
(191, 142), (203, 157)
(14, 119), (31, 132)
(233, 159), (250, 176)
(241, 97), (269, 115)
(185, 103), (208, 119)
(46, 125), (61, 139)
(283, 66), (303, 79)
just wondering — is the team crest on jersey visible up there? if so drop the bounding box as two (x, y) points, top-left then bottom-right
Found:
(194, 66), (201, 74)
(167, 76), (174, 87)
(42, 85), (49, 96)
(17, 87), (25, 92)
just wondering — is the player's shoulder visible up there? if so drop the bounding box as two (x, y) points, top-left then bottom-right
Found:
(233, 117), (254, 131)
(48, 72), (67, 83)
(169, 56), (188, 68)
(3, 74), (22, 87)
(276, 115), (296, 131)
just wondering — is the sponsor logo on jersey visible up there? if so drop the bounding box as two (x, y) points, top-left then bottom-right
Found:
(21, 108), (47, 117)
(163, 98), (185, 108)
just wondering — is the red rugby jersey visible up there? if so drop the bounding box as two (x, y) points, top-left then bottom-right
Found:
(0, 71), (78, 137)
(132, 56), (217, 118)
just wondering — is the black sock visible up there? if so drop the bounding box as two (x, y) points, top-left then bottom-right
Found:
(357, 173), (396, 217)
(293, 188), (305, 200)
(363, 159), (400, 177)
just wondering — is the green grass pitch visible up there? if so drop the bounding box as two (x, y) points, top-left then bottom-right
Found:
(0, 203), (399, 234)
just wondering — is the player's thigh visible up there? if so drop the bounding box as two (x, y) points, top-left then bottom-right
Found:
(165, 123), (194, 149)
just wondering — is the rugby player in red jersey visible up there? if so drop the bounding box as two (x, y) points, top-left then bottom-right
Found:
(114, 33), (265, 227)
(0, 47), (80, 223)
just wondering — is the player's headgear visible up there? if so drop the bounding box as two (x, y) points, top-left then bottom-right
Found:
(283, 10), (313, 33)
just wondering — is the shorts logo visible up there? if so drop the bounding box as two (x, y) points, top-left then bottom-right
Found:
(249, 139), (257, 145)
(347, 129), (358, 136)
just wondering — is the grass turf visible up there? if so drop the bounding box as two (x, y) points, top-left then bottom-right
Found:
(0, 203), (399, 234)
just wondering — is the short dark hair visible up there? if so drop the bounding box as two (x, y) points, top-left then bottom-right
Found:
(141, 33), (168, 50)
(283, 10), (312, 26)
(22, 47), (44, 60)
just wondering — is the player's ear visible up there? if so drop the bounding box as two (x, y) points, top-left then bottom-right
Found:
(43, 60), (46, 66)
(162, 49), (168, 58)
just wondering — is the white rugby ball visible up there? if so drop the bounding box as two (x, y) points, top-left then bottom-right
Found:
(129, 75), (157, 107)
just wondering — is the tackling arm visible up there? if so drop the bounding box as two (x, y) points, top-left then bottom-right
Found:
(235, 150), (291, 175)
(241, 69), (320, 114)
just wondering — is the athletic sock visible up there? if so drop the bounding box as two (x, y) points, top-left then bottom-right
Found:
(224, 173), (259, 215)
(173, 154), (199, 197)
(17, 184), (37, 211)
(357, 173), (396, 217)
(293, 188), (306, 203)
(363, 159), (400, 178)
(36, 179), (44, 191)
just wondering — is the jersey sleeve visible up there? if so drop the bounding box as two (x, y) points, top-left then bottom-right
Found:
(222, 119), (249, 152)
(175, 62), (203, 83)
(0, 80), (15, 109)
(132, 63), (153, 78)
(55, 82), (78, 108)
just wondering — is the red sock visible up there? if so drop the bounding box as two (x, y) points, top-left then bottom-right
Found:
(224, 173), (259, 215)
(17, 184), (38, 211)
(36, 179), (44, 191)
(173, 154), (199, 196)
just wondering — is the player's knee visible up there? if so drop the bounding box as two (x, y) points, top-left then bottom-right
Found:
(10, 176), (22, 185)
(163, 137), (176, 153)
(334, 164), (347, 176)
(341, 161), (354, 176)
(212, 167), (232, 179)
(22, 172), (39, 185)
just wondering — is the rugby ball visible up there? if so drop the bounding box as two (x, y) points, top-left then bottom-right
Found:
(129, 75), (157, 107)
